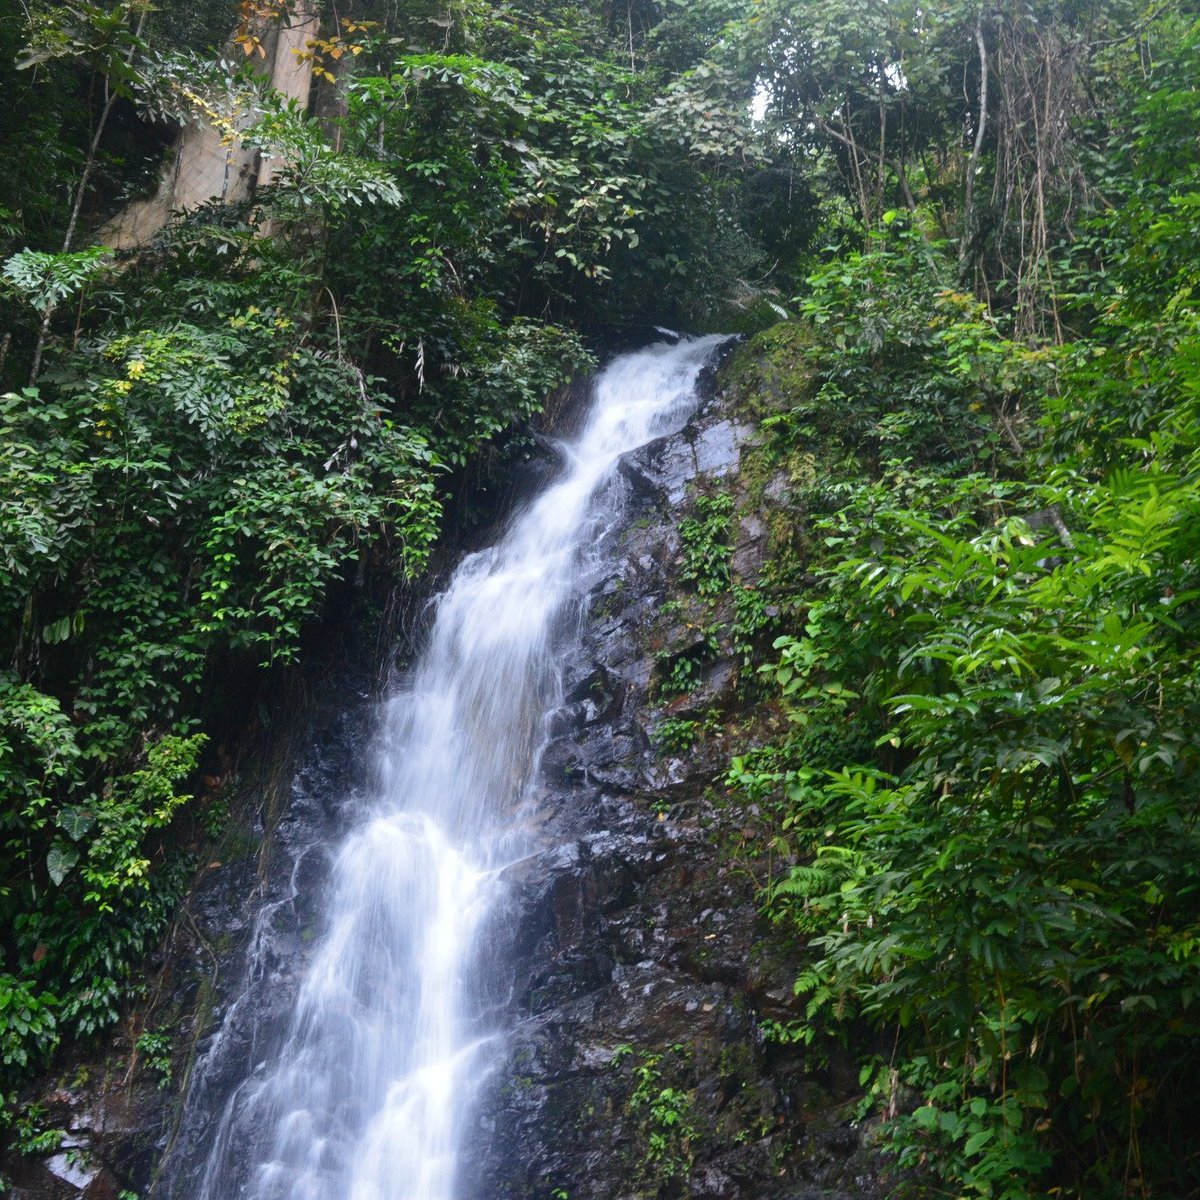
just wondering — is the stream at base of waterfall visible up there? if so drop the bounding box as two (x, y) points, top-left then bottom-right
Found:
(167, 336), (729, 1200)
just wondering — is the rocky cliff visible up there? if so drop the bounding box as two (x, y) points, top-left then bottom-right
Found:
(5, 338), (884, 1200)
(468, 344), (883, 1200)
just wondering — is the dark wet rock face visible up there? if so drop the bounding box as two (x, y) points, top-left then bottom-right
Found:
(467, 379), (884, 1200)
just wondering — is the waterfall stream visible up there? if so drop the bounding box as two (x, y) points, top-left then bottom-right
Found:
(177, 335), (728, 1200)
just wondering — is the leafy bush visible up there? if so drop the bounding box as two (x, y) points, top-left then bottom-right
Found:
(733, 46), (1200, 1188)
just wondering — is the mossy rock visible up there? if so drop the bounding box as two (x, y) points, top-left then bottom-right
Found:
(720, 323), (819, 421)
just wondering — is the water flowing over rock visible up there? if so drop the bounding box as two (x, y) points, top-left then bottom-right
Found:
(155, 335), (784, 1199)
(10, 336), (887, 1200)
(465, 354), (883, 1200)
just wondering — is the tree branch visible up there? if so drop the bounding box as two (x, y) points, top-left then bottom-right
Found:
(961, 11), (989, 269)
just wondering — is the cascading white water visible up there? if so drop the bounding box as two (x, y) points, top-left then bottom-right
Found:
(193, 334), (728, 1200)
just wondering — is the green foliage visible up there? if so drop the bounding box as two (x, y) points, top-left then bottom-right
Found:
(617, 1043), (696, 1183)
(7, 1101), (65, 1156)
(134, 1028), (172, 1089)
(0, 980), (60, 1072)
(2, 247), (110, 315)
(0, 241), (451, 1080)
(77, 734), (205, 907)
(789, 220), (1039, 471)
(764, 463), (1200, 1192)
(330, 21), (767, 329)
(678, 491), (734, 597)
(17, 0), (150, 89)
(653, 631), (720, 702)
(746, 469), (1200, 1195)
(0, 674), (82, 812)
(248, 98), (405, 217)
(648, 487), (745, 709)
(652, 716), (700, 754)
(732, 24), (1200, 1190)
(652, 708), (723, 756)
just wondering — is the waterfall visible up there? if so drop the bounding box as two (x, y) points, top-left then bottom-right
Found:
(176, 334), (728, 1200)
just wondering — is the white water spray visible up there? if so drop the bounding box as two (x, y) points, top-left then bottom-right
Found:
(191, 335), (728, 1200)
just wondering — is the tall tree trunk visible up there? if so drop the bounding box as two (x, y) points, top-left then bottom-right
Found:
(961, 11), (989, 273)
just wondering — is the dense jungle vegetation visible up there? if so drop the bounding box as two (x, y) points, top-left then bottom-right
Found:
(1, 0), (1198, 1197)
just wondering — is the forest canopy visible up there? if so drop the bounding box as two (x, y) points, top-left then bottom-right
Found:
(2, 1), (1199, 1197)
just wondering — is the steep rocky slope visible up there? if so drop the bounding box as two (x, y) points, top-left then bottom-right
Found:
(6, 337), (883, 1200)
(470, 343), (883, 1200)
